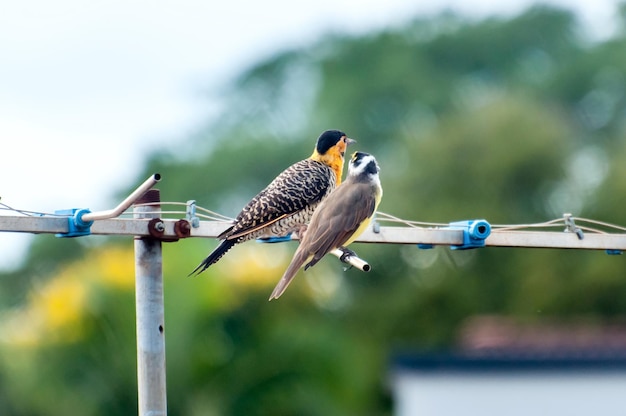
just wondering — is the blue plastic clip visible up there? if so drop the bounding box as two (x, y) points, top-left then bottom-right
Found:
(55, 208), (94, 238)
(606, 249), (622, 255)
(448, 219), (491, 250)
(417, 243), (435, 250)
(257, 233), (293, 243)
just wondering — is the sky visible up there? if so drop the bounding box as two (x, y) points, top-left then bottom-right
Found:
(0, 0), (621, 270)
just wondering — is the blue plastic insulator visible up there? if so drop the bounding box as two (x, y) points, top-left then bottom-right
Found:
(448, 219), (491, 250)
(256, 233), (293, 243)
(55, 208), (94, 238)
(186, 200), (200, 228)
(606, 249), (622, 255)
(417, 243), (434, 250)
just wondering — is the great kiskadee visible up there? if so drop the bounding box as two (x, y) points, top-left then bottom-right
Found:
(269, 151), (382, 300)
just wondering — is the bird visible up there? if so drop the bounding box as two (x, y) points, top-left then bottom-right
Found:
(189, 130), (356, 276)
(269, 151), (383, 300)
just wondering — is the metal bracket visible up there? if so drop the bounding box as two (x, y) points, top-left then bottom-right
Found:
(55, 208), (94, 238)
(448, 219), (492, 250)
(54, 174), (160, 238)
(564, 213), (584, 240)
(186, 200), (200, 228)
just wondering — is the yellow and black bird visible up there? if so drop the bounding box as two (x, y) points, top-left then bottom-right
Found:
(189, 130), (355, 276)
(269, 151), (383, 300)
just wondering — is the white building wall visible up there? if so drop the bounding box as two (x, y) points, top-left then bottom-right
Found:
(393, 371), (626, 416)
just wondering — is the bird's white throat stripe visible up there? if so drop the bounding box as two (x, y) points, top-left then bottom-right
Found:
(349, 154), (377, 176)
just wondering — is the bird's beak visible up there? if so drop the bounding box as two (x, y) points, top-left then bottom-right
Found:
(345, 137), (356, 146)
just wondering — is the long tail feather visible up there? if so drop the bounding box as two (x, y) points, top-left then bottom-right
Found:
(188, 239), (237, 276)
(269, 250), (310, 301)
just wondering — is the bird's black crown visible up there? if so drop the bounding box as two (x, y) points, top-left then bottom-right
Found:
(351, 151), (369, 164)
(316, 130), (346, 154)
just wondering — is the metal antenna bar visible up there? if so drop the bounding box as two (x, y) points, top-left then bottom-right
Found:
(81, 174), (161, 222)
(1, 216), (626, 251)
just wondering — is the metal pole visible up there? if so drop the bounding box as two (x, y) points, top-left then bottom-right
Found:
(133, 189), (167, 416)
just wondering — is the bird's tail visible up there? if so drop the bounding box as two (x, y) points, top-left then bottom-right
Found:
(188, 239), (237, 276)
(269, 249), (310, 301)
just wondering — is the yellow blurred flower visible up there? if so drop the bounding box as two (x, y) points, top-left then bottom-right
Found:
(0, 270), (86, 347)
(0, 245), (135, 347)
(93, 246), (135, 289)
(221, 243), (292, 288)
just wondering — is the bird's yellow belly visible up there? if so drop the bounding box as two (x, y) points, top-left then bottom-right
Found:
(342, 216), (372, 247)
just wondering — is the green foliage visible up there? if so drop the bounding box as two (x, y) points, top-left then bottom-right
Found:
(1, 5), (626, 415)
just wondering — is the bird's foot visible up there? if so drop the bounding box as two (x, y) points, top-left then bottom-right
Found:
(338, 247), (357, 263)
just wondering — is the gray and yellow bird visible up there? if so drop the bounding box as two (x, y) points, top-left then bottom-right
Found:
(189, 130), (355, 276)
(269, 151), (383, 300)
